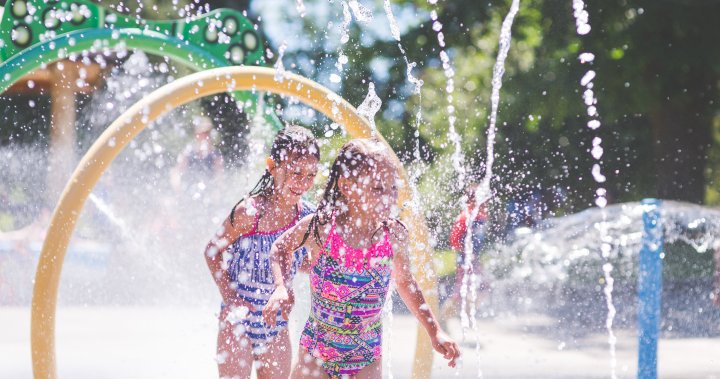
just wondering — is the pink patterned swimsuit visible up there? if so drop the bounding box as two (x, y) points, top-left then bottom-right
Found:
(300, 219), (393, 378)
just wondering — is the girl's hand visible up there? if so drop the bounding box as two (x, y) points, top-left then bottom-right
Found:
(431, 329), (461, 368)
(262, 285), (291, 326)
(281, 287), (296, 320)
(220, 296), (254, 323)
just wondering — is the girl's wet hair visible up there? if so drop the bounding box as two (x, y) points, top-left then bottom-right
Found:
(299, 138), (405, 247)
(230, 125), (319, 226)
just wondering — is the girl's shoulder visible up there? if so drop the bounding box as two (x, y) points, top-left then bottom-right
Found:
(227, 197), (261, 234)
(234, 196), (262, 216)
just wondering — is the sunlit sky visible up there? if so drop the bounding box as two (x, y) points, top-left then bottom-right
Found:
(250, 0), (430, 122)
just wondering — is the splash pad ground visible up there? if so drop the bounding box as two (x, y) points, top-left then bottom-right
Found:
(1, 305), (718, 378)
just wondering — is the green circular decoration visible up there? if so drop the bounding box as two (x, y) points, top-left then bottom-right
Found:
(43, 8), (61, 30)
(11, 24), (32, 47)
(12, 0), (28, 18)
(70, 3), (86, 25)
(242, 31), (257, 51)
(204, 24), (219, 43)
(227, 43), (244, 64)
(223, 16), (238, 35)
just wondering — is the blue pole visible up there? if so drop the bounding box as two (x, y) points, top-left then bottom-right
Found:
(637, 198), (663, 379)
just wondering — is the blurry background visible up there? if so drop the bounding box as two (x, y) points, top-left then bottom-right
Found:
(1, 0), (719, 377)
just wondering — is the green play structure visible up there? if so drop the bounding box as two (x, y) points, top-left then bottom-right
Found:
(0, 0), (281, 128)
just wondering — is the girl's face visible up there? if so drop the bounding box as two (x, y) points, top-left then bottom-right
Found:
(271, 153), (319, 203)
(340, 157), (399, 220)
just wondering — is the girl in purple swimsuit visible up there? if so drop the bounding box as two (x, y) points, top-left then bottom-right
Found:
(264, 138), (460, 378)
(204, 125), (319, 379)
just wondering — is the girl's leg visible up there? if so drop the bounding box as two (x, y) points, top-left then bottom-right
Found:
(354, 359), (382, 379)
(256, 329), (292, 379)
(217, 319), (253, 379)
(290, 347), (329, 379)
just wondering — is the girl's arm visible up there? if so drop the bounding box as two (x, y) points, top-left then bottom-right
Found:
(263, 214), (320, 325)
(203, 200), (255, 309)
(390, 222), (461, 367)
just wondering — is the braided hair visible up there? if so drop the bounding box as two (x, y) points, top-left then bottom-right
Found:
(229, 125), (320, 227)
(298, 138), (406, 247)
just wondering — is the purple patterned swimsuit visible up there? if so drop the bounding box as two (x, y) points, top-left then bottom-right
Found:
(224, 200), (314, 355)
(300, 218), (393, 378)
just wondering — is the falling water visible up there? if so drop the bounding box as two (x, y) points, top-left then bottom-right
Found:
(331, 0), (372, 86)
(88, 194), (133, 241)
(603, 260), (618, 375)
(383, 0), (423, 169)
(295, 0), (306, 18)
(381, 0), (425, 222)
(383, 289), (395, 379)
(428, 6), (466, 188)
(87, 193), (152, 256)
(460, 1), (521, 376)
(356, 82), (382, 133)
(571, 0), (615, 376)
(273, 41), (288, 82)
(475, 0), (520, 205)
(382, 1), (423, 99)
(331, 1), (352, 84)
(424, 5), (473, 366)
(348, 0), (373, 23)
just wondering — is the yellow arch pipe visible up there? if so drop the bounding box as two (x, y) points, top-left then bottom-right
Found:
(31, 66), (438, 378)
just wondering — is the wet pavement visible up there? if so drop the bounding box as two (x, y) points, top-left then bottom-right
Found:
(1, 306), (718, 378)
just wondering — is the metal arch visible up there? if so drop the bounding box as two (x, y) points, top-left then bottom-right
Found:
(31, 66), (438, 379)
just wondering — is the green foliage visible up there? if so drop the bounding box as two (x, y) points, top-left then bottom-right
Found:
(238, 0), (720, 250)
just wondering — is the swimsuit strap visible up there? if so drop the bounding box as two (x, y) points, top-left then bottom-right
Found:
(321, 217), (394, 271)
(380, 220), (391, 244)
(328, 216), (396, 250)
(320, 211), (338, 251)
(375, 220), (393, 257)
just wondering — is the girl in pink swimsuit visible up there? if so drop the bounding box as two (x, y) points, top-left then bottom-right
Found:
(264, 138), (460, 378)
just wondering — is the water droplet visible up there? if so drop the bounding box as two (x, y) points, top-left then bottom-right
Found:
(274, 41), (288, 82)
(580, 70), (596, 86)
(296, 0), (306, 17)
(579, 52), (595, 63)
(592, 164), (606, 183)
(348, 0), (373, 23)
(577, 24), (591, 35)
(356, 82), (382, 131)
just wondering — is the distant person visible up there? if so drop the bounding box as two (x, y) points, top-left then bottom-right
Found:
(548, 184), (570, 217)
(444, 183), (489, 318)
(171, 116), (225, 199)
(526, 189), (544, 225)
(505, 189), (544, 236)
